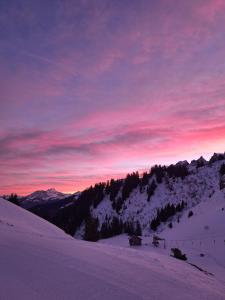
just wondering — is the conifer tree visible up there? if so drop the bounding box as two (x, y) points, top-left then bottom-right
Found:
(8, 193), (19, 206)
(84, 216), (99, 241)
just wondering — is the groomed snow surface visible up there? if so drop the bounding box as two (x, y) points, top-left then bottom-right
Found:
(0, 198), (224, 300)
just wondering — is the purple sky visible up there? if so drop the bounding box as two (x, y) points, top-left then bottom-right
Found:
(1, 0), (225, 195)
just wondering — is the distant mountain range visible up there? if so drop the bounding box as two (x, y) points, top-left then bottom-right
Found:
(11, 188), (79, 225)
(19, 188), (71, 209)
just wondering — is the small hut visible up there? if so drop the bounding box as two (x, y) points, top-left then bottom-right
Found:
(129, 235), (142, 246)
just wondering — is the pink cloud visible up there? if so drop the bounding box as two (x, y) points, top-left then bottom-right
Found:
(1, 0), (225, 195)
(194, 0), (225, 22)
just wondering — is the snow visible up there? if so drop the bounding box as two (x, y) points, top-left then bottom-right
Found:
(98, 189), (225, 281)
(161, 189), (225, 279)
(0, 196), (66, 238)
(0, 197), (225, 300)
(20, 188), (70, 209)
(86, 158), (225, 236)
(26, 188), (67, 200)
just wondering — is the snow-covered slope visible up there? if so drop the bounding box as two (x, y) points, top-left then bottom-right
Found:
(75, 154), (225, 238)
(0, 196), (66, 238)
(98, 188), (225, 280)
(1, 197), (224, 300)
(161, 189), (225, 278)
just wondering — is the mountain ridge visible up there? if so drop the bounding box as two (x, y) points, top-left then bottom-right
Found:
(28, 152), (224, 240)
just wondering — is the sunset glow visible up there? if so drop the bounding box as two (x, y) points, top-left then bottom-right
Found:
(1, 0), (225, 195)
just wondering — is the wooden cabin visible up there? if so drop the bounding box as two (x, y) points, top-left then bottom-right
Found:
(129, 235), (142, 246)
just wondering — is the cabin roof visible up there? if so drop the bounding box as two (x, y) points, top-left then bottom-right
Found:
(129, 235), (142, 240)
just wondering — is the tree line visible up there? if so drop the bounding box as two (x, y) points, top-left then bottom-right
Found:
(84, 216), (142, 242)
(150, 201), (187, 231)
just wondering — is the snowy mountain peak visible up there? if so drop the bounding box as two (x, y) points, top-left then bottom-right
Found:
(20, 188), (70, 209)
(26, 188), (67, 199)
(46, 188), (57, 193)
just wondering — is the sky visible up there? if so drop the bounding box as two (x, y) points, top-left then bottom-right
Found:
(1, 0), (225, 195)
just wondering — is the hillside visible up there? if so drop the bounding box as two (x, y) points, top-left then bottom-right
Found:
(63, 153), (224, 240)
(0, 197), (224, 300)
(98, 189), (225, 280)
(161, 189), (225, 278)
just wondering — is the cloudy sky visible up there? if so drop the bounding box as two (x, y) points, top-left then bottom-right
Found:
(1, 0), (225, 195)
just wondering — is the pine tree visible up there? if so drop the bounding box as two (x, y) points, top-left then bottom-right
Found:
(150, 165), (165, 184)
(168, 222), (173, 228)
(122, 172), (140, 201)
(135, 221), (142, 236)
(220, 164), (225, 176)
(147, 180), (157, 201)
(111, 217), (123, 235)
(84, 217), (99, 241)
(8, 193), (19, 206)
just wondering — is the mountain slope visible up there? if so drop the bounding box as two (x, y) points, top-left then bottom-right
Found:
(21, 153), (225, 240)
(99, 188), (225, 280)
(1, 197), (224, 300)
(161, 189), (225, 278)
(72, 153), (225, 239)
